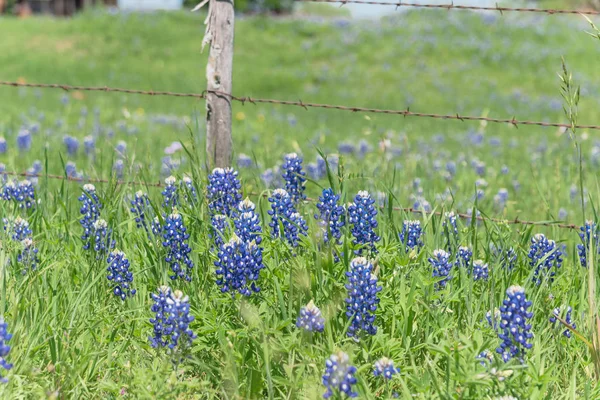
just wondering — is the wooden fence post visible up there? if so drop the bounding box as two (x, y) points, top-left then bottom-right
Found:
(204, 0), (234, 169)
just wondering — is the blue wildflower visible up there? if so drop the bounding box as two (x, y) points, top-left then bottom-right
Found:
(0, 138), (6, 154)
(429, 249), (452, 289)
(162, 176), (179, 209)
(130, 191), (157, 239)
(473, 260), (489, 281)
(348, 191), (379, 255)
(63, 135), (79, 155)
(443, 211), (459, 248)
(373, 357), (400, 380)
(496, 285), (533, 363)
(149, 287), (196, 350)
(107, 250), (136, 300)
(577, 220), (600, 268)
(315, 188), (345, 245)
(345, 257), (381, 337)
(17, 129), (31, 152)
(210, 214), (228, 250)
(0, 319), (12, 383)
(282, 153), (306, 204)
(476, 350), (494, 366)
(528, 233), (562, 285)
(322, 351), (358, 399)
(455, 246), (472, 268)
(268, 189), (307, 247)
(207, 167), (242, 217)
(181, 176), (197, 205)
(338, 142), (356, 154)
(399, 220), (423, 253)
(237, 153), (253, 168)
(234, 199), (262, 244)
(84, 135), (95, 156)
(214, 235), (263, 296)
(296, 300), (325, 333)
(5, 216), (32, 241)
(162, 211), (194, 282)
(549, 306), (575, 339)
(494, 188), (509, 209)
(17, 238), (39, 272)
(115, 140), (127, 157)
(79, 184), (101, 250)
(92, 219), (115, 257)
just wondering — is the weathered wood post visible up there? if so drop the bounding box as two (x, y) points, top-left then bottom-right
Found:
(203, 0), (234, 169)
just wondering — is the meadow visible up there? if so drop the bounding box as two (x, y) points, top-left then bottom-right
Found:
(0, 5), (600, 399)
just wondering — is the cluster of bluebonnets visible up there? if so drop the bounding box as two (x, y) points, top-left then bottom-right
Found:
(0, 149), (595, 394)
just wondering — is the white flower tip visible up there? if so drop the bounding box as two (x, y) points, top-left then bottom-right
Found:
(83, 183), (96, 192)
(165, 176), (177, 185)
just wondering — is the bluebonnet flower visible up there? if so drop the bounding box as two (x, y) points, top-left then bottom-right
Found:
(4, 216), (32, 241)
(501, 165), (509, 175)
(18, 238), (39, 272)
(115, 140), (127, 157)
(79, 184), (101, 250)
(338, 142), (356, 155)
(494, 189), (509, 209)
(496, 285), (533, 362)
(493, 245), (517, 270)
(63, 135), (79, 155)
(17, 129), (31, 152)
(268, 189), (307, 247)
(162, 211), (194, 281)
(27, 160), (42, 178)
(210, 214), (228, 250)
(296, 300), (325, 333)
(399, 220), (423, 253)
(549, 306), (575, 338)
(261, 167), (277, 188)
(486, 309), (501, 330)
(476, 350), (494, 366)
(315, 188), (345, 245)
(455, 246), (472, 268)
(181, 176), (197, 205)
(345, 257), (381, 337)
(1, 181), (15, 202)
(84, 136), (95, 156)
(207, 168), (242, 217)
(149, 287), (196, 350)
(373, 357), (400, 380)
(282, 153), (306, 204)
(65, 161), (80, 179)
(162, 176), (179, 209)
(443, 211), (459, 248)
(528, 233), (562, 285)
(558, 208), (568, 220)
(234, 199), (262, 244)
(237, 153), (253, 168)
(130, 191), (157, 239)
(322, 351), (358, 399)
(113, 160), (124, 179)
(92, 219), (115, 257)
(215, 235), (263, 296)
(446, 161), (456, 176)
(106, 250), (136, 300)
(577, 220), (600, 268)
(16, 180), (35, 209)
(0, 138), (6, 154)
(0, 319), (12, 383)
(413, 197), (431, 212)
(358, 139), (372, 158)
(473, 260), (489, 281)
(348, 191), (379, 255)
(161, 156), (180, 176)
(472, 160), (486, 176)
(429, 249), (452, 289)
(0, 164), (5, 183)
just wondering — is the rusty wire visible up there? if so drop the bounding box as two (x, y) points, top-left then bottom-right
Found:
(1, 170), (579, 230)
(295, 0), (600, 16)
(1, 81), (599, 131)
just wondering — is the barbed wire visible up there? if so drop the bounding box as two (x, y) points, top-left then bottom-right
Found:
(2, 81), (599, 131)
(295, 0), (600, 16)
(1, 170), (579, 230)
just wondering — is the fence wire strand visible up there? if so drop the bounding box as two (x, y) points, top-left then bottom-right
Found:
(2, 81), (600, 131)
(295, 0), (600, 16)
(1, 171), (579, 230)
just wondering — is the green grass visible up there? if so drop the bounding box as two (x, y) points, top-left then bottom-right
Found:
(0, 7), (599, 399)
